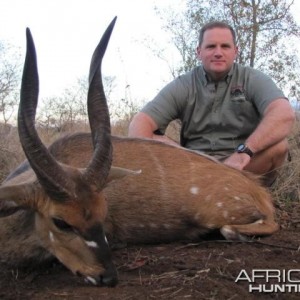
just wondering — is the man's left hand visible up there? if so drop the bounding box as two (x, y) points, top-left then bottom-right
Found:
(223, 152), (251, 170)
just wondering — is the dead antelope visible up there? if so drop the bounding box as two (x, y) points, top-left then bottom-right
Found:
(0, 18), (279, 287)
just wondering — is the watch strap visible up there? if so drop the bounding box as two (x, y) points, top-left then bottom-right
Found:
(236, 144), (254, 157)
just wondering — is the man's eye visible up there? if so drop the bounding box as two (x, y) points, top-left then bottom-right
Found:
(52, 217), (73, 232)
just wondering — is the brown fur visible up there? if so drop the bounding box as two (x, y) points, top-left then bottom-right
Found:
(50, 133), (279, 243)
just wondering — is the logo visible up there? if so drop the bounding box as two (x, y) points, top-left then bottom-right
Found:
(235, 269), (300, 293)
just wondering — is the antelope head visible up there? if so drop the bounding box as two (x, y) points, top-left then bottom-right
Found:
(0, 17), (123, 286)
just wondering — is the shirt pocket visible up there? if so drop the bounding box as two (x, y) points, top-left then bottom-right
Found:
(230, 86), (247, 103)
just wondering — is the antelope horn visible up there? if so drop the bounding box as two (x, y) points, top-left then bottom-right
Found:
(83, 17), (117, 189)
(18, 28), (76, 201)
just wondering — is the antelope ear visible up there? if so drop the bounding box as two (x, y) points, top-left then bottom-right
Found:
(106, 166), (142, 183)
(0, 201), (27, 217)
(0, 183), (39, 217)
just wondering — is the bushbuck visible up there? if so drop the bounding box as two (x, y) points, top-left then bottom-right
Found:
(0, 17), (279, 287)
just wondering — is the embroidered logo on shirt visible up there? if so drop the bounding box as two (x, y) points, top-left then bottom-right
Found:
(230, 85), (246, 102)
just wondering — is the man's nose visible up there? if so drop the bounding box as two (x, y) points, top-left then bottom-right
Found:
(214, 46), (223, 57)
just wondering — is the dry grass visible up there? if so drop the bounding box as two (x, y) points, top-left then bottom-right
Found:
(271, 115), (300, 203)
(0, 122), (91, 182)
(0, 124), (24, 181)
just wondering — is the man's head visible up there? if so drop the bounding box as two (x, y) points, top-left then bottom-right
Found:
(198, 21), (237, 46)
(196, 21), (238, 81)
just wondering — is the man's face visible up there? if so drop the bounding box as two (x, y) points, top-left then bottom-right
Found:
(196, 28), (238, 81)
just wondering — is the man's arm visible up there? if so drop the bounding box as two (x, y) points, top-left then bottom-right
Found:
(224, 98), (295, 170)
(245, 98), (295, 153)
(128, 112), (179, 146)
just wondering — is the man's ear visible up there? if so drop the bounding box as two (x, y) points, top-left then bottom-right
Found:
(196, 46), (202, 60)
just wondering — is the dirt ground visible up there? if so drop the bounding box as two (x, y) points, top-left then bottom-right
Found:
(0, 197), (300, 300)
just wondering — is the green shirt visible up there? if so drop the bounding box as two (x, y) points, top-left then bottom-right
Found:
(142, 63), (287, 154)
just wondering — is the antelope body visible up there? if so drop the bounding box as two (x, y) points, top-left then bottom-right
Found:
(0, 18), (278, 287)
(48, 133), (278, 243)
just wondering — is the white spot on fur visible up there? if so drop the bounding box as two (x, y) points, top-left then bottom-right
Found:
(234, 196), (241, 201)
(231, 216), (236, 221)
(49, 231), (54, 242)
(223, 211), (229, 219)
(217, 202), (223, 208)
(255, 219), (264, 224)
(190, 186), (199, 195)
(85, 276), (97, 285)
(224, 187), (229, 191)
(85, 240), (98, 248)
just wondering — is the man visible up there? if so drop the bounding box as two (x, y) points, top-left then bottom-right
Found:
(128, 21), (295, 186)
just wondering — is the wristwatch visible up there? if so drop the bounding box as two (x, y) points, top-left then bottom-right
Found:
(235, 144), (254, 157)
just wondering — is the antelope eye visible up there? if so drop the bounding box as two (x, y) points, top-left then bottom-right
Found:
(52, 217), (73, 232)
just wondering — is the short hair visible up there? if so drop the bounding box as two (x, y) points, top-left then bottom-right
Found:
(198, 21), (237, 46)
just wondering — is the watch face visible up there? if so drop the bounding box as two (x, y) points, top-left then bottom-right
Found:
(236, 144), (253, 157)
(237, 144), (245, 151)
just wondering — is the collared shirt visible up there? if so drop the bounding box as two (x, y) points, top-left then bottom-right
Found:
(142, 63), (287, 154)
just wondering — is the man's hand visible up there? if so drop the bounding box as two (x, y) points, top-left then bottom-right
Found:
(223, 152), (251, 170)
